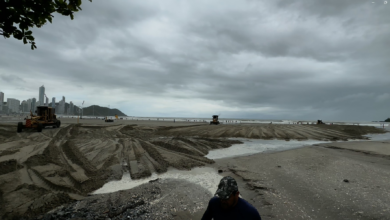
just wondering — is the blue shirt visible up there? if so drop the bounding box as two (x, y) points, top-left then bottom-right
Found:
(202, 197), (262, 220)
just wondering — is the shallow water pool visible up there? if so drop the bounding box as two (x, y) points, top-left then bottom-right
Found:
(93, 167), (221, 195)
(205, 138), (331, 160)
(364, 131), (390, 141)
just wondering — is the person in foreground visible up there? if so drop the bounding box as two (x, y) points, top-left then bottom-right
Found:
(202, 176), (262, 220)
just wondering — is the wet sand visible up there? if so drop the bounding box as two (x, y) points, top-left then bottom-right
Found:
(0, 118), (388, 219)
(207, 140), (390, 220)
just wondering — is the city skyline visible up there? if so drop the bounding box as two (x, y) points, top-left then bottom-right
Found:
(0, 86), (81, 115)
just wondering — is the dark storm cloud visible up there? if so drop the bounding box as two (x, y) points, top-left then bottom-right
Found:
(1, 0), (389, 120)
(0, 74), (25, 83)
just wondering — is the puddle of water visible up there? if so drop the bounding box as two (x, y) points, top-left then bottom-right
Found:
(206, 131), (390, 160)
(364, 132), (390, 141)
(206, 138), (331, 160)
(93, 167), (222, 195)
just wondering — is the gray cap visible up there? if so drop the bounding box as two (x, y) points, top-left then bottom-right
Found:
(215, 176), (238, 200)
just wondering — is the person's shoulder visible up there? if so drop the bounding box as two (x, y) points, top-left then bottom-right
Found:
(209, 196), (220, 204)
(239, 198), (261, 216)
(239, 198), (256, 208)
(206, 197), (220, 210)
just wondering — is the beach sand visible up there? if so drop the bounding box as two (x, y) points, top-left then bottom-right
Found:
(0, 118), (388, 219)
(205, 140), (390, 220)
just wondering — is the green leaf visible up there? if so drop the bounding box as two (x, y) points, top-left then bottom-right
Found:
(14, 30), (23, 40)
(2, 0), (92, 49)
(31, 42), (37, 50)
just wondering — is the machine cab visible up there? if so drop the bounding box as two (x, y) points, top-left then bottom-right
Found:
(36, 106), (56, 120)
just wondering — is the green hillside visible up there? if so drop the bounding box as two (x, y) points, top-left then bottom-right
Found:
(385, 118), (390, 122)
(76, 105), (127, 116)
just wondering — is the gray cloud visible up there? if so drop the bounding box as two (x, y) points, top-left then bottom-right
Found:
(1, 0), (389, 121)
(0, 74), (25, 83)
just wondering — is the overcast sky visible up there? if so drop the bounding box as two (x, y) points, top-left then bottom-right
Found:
(1, 0), (389, 121)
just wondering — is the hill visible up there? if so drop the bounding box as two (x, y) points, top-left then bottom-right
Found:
(77, 105), (127, 116)
(385, 118), (390, 122)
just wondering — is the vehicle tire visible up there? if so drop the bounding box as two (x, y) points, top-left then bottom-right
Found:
(57, 120), (61, 128)
(37, 124), (43, 132)
(17, 122), (23, 133)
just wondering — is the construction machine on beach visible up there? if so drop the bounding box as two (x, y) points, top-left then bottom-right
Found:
(17, 106), (61, 132)
(105, 116), (114, 122)
(210, 115), (220, 125)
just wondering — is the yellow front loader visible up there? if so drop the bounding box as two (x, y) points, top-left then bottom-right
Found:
(17, 106), (61, 132)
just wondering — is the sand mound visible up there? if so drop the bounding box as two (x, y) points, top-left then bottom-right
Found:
(156, 124), (385, 140)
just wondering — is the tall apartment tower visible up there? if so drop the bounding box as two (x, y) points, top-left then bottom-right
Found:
(58, 96), (65, 114)
(0, 91), (4, 111)
(69, 101), (74, 115)
(7, 98), (20, 113)
(31, 98), (37, 112)
(39, 85), (45, 106)
(21, 100), (28, 112)
(52, 97), (56, 108)
(26, 99), (32, 112)
(45, 97), (49, 106)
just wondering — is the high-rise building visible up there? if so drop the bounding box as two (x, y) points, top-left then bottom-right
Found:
(0, 91), (4, 111)
(31, 98), (37, 112)
(26, 99), (32, 112)
(7, 98), (20, 113)
(20, 100), (24, 112)
(2, 105), (8, 113)
(52, 97), (56, 108)
(58, 96), (65, 114)
(45, 97), (49, 106)
(21, 100), (29, 112)
(69, 101), (74, 115)
(39, 85), (45, 106)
